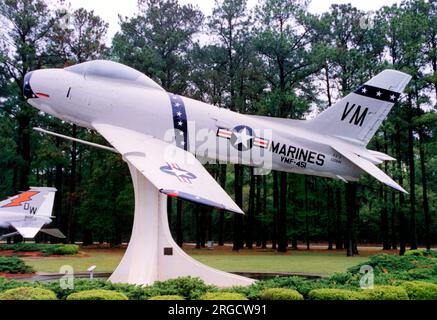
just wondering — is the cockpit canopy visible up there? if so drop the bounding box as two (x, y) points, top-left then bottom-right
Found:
(65, 60), (164, 91)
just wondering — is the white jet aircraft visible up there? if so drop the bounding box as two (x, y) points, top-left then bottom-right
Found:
(24, 60), (411, 214)
(0, 187), (64, 239)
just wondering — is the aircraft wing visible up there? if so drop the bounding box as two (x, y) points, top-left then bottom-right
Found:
(10, 220), (46, 239)
(92, 123), (243, 214)
(331, 143), (407, 194)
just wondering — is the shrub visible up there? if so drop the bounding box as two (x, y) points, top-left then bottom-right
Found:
(426, 250), (437, 258)
(360, 285), (409, 300)
(200, 292), (248, 300)
(328, 272), (358, 286)
(308, 288), (364, 300)
(0, 256), (34, 274)
(399, 281), (437, 300)
(404, 250), (437, 258)
(66, 289), (128, 300)
(404, 249), (425, 257)
(149, 295), (185, 300)
(343, 254), (437, 285)
(41, 244), (79, 256)
(348, 254), (434, 275)
(150, 277), (214, 300)
(0, 277), (30, 292)
(259, 288), (303, 300)
(0, 287), (57, 300)
(0, 243), (42, 252)
(42, 279), (146, 300)
(0, 243), (79, 256)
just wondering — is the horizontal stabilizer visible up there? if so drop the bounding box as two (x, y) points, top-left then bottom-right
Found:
(331, 143), (407, 193)
(368, 150), (396, 161)
(0, 231), (20, 240)
(40, 228), (66, 238)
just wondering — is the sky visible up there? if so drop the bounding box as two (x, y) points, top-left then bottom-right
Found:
(67, 0), (402, 43)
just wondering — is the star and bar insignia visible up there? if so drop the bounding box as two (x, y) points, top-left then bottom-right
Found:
(217, 125), (269, 151)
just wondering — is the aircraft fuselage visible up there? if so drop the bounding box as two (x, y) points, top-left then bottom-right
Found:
(27, 68), (360, 182)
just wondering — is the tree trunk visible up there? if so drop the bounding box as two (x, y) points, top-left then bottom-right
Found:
(67, 124), (77, 243)
(261, 175), (267, 249)
(218, 165), (227, 246)
(335, 186), (343, 250)
(396, 125), (407, 255)
(246, 168), (255, 249)
(54, 137), (64, 232)
(255, 175), (262, 247)
(418, 131), (431, 250)
(206, 210), (212, 243)
(272, 172), (278, 249)
(327, 184), (333, 250)
(345, 183), (357, 256)
(233, 164), (243, 251)
(304, 176), (310, 250)
(200, 208), (207, 248)
(390, 190), (397, 250)
(380, 184), (390, 250)
(407, 95), (417, 250)
(325, 64), (333, 107)
(195, 206), (201, 249)
(17, 112), (31, 191)
(277, 172), (288, 252)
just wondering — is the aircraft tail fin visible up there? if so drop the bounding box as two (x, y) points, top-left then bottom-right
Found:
(0, 187), (56, 217)
(307, 70), (411, 145)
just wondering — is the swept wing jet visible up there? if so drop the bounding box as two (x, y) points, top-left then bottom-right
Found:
(24, 60), (411, 214)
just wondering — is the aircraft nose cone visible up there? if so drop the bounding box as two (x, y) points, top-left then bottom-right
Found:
(23, 71), (35, 99)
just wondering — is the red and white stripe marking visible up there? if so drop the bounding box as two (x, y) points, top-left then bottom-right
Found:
(253, 137), (269, 148)
(217, 128), (232, 139)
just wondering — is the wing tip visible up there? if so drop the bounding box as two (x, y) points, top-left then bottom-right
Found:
(160, 189), (243, 214)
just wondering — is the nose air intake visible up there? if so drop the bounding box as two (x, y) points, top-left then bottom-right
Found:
(23, 71), (35, 99)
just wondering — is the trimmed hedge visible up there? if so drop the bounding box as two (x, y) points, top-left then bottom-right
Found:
(260, 288), (304, 300)
(42, 244), (79, 256)
(0, 256), (34, 274)
(360, 285), (409, 300)
(308, 288), (364, 300)
(0, 243), (79, 256)
(42, 277), (212, 300)
(0, 287), (57, 300)
(0, 243), (42, 252)
(400, 281), (437, 300)
(66, 289), (128, 300)
(149, 295), (185, 300)
(150, 277), (214, 300)
(200, 292), (248, 300)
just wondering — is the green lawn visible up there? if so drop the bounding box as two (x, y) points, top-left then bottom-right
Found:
(192, 253), (367, 275)
(22, 249), (368, 276)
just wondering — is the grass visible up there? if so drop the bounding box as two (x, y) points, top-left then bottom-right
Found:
(21, 248), (368, 276)
(191, 252), (367, 275)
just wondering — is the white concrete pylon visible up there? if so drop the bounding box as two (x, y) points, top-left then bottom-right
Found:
(108, 163), (255, 287)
